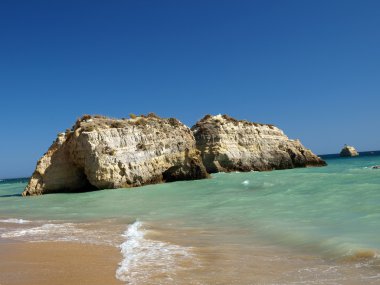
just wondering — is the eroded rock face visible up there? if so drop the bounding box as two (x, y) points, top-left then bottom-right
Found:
(340, 145), (359, 157)
(24, 113), (326, 196)
(191, 114), (326, 173)
(23, 114), (208, 196)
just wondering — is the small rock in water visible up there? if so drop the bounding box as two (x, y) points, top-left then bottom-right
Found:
(340, 145), (359, 157)
(242, 180), (250, 185)
(371, 165), (380, 169)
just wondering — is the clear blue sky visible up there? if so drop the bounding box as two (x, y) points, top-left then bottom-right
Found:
(1, 0), (379, 178)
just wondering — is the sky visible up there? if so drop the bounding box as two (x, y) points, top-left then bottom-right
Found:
(0, 0), (379, 178)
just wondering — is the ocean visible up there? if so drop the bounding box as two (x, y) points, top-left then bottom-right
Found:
(1, 153), (380, 284)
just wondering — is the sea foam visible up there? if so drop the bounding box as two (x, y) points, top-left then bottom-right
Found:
(0, 221), (118, 245)
(0, 218), (30, 224)
(116, 221), (196, 285)
(1, 223), (79, 239)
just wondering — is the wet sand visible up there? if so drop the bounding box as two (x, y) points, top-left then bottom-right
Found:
(0, 241), (122, 285)
(1, 225), (380, 285)
(142, 225), (380, 285)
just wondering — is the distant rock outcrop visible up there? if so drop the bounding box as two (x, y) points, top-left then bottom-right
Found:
(23, 114), (208, 196)
(191, 114), (326, 173)
(340, 145), (359, 157)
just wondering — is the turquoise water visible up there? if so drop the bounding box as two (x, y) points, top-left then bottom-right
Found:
(1, 154), (380, 283)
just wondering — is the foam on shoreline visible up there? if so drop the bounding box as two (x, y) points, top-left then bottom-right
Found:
(116, 221), (197, 285)
(0, 220), (122, 246)
(0, 218), (30, 224)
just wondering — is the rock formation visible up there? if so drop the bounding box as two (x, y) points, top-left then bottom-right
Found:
(23, 114), (208, 196)
(191, 114), (326, 173)
(24, 113), (327, 196)
(340, 145), (359, 157)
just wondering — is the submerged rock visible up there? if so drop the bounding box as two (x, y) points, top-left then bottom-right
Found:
(340, 145), (359, 157)
(191, 114), (326, 173)
(23, 114), (208, 196)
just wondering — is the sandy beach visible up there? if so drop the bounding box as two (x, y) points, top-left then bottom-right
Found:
(0, 241), (122, 285)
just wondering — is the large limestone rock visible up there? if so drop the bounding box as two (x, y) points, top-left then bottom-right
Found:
(191, 114), (326, 173)
(23, 114), (208, 196)
(340, 145), (359, 157)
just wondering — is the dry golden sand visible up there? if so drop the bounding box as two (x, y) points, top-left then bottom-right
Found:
(0, 241), (123, 285)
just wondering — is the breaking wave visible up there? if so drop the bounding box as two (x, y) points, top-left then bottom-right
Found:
(116, 221), (197, 285)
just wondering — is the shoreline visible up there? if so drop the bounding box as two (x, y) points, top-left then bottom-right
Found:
(0, 222), (379, 285)
(0, 241), (122, 285)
